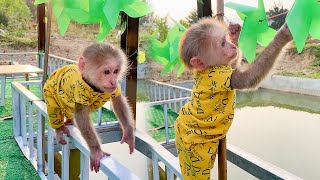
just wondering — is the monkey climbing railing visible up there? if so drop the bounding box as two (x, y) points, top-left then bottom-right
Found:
(143, 80), (303, 180)
(11, 80), (140, 179)
(10, 79), (184, 180)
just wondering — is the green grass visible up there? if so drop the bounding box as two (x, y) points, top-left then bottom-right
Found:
(0, 119), (40, 180)
(0, 78), (42, 118)
(145, 105), (178, 142)
(277, 71), (320, 79)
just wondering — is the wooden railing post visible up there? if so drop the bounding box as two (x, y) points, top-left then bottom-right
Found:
(218, 137), (227, 180)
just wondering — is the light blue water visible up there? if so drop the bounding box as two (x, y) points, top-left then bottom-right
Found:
(225, 89), (320, 180)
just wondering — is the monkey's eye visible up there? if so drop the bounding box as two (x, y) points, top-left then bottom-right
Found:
(221, 41), (226, 47)
(104, 70), (110, 75)
(114, 69), (119, 74)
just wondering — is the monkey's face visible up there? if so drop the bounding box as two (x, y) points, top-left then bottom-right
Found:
(87, 58), (121, 93)
(209, 31), (238, 66)
(202, 29), (237, 66)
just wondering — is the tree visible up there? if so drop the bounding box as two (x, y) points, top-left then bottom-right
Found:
(153, 16), (169, 42)
(179, 19), (189, 29)
(186, 9), (198, 25)
(267, 3), (288, 30)
(25, 0), (37, 18)
(0, 12), (8, 26)
(0, 0), (32, 36)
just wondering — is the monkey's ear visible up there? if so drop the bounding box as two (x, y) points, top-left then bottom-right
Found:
(190, 57), (206, 71)
(78, 56), (86, 72)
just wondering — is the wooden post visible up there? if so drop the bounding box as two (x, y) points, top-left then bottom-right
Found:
(120, 14), (139, 123)
(197, 0), (213, 18)
(216, 0), (224, 21)
(216, 1), (227, 179)
(37, 4), (46, 53)
(37, 3), (46, 174)
(218, 137), (227, 180)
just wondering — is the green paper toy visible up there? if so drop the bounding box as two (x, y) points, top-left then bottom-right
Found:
(225, 0), (276, 63)
(148, 22), (186, 77)
(34, 0), (151, 41)
(286, 0), (320, 53)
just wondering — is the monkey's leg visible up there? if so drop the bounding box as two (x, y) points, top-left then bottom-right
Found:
(176, 135), (219, 180)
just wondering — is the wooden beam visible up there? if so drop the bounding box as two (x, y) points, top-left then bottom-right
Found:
(121, 14), (139, 124)
(197, 0), (212, 18)
(37, 4), (46, 52)
(218, 137), (227, 180)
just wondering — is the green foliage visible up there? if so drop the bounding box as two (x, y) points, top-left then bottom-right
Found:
(266, 3), (288, 30)
(153, 16), (169, 42)
(0, 12), (8, 26)
(0, 33), (37, 48)
(179, 19), (190, 28)
(0, 0), (32, 37)
(186, 9), (198, 25)
(277, 71), (320, 79)
(307, 45), (320, 67)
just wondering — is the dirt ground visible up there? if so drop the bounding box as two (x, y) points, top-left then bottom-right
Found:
(0, 33), (319, 84)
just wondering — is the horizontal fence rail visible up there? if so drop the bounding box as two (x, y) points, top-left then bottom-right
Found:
(0, 52), (38, 66)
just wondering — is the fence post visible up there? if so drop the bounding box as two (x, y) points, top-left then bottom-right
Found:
(36, 112), (44, 173)
(48, 126), (55, 180)
(12, 87), (21, 137)
(218, 137), (227, 180)
(80, 152), (89, 180)
(152, 153), (160, 180)
(62, 136), (70, 180)
(163, 103), (169, 144)
(28, 101), (34, 159)
(20, 96), (27, 146)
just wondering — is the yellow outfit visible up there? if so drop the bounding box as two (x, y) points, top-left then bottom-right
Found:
(43, 65), (121, 129)
(174, 65), (235, 180)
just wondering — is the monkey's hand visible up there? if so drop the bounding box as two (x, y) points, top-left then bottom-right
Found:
(228, 23), (242, 46)
(120, 127), (135, 154)
(90, 149), (111, 173)
(55, 125), (71, 145)
(275, 24), (293, 43)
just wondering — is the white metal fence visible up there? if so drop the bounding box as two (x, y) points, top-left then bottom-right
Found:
(11, 80), (141, 180)
(11, 80), (183, 180)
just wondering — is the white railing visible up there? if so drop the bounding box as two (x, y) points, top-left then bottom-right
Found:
(0, 52), (39, 66)
(146, 80), (191, 113)
(143, 97), (190, 144)
(135, 130), (183, 180)
(11, 80), (141, 180)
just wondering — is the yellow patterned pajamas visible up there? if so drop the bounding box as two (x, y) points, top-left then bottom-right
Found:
(43, 65), (121, 129)
(174, 65), (235, 180)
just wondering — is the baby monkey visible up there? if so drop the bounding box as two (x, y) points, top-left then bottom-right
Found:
(43, 43), (135, 173)
(174, 18), (293, 180)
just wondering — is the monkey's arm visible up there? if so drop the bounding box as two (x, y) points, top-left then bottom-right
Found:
(74, 103), (110, 172)
(231, 24), (293, 90)
(111, 95), (135, 154)
(74, 103), (101, 151)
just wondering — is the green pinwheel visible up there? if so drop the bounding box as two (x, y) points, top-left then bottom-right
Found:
(225, 0), (276, 63)
(34, 0), (151, 41)
(148, 22), (186, 77)
(286, 0), (320, 53)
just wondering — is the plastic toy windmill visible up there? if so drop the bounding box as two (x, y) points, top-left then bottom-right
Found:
(34, 0), (152, 42)
(225, 0), (277, 63)
(286, 0), (320, 53)
(148, 21), (186, 77)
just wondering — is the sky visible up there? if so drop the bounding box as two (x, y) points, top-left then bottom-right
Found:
(150, 0), (295, 24)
